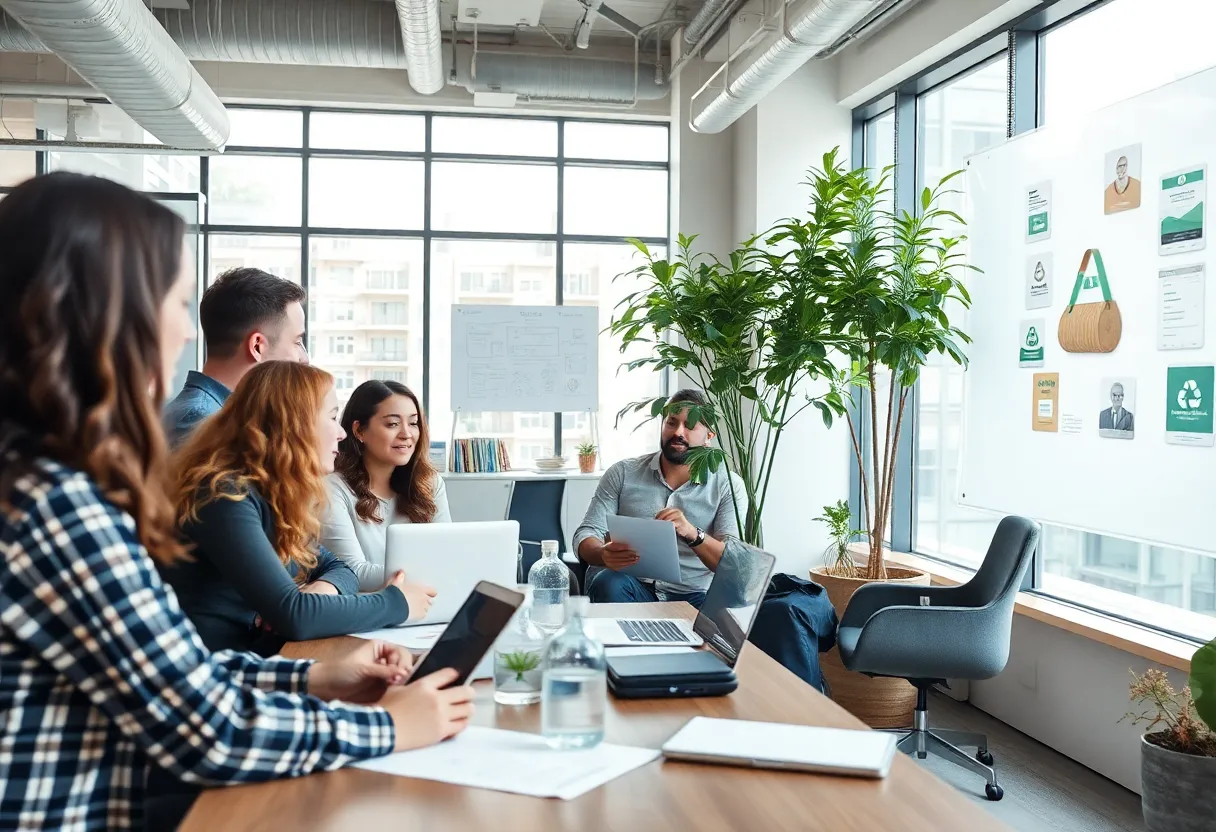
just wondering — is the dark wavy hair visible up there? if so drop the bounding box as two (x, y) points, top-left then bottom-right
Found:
(334, 380), (437, 524)
(0, 172), (187, 564)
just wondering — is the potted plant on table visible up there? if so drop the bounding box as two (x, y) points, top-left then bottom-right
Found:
(608, 171), (853, 546)
(576, 441), (598, 474)
(796, 151), (976, 726)
(1122, 638), (1216, 831)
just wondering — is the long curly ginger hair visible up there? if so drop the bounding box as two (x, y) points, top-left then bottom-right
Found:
(173, 362), (335, 578)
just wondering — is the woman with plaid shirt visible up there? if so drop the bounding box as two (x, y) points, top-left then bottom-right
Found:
(0, 173), (475, 831)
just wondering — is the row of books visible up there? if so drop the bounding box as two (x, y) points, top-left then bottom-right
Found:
(449, 437), (512, 473)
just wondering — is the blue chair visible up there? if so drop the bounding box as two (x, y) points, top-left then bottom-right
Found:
(837, 515), (1040, 802)
(505, 478), (584, 594)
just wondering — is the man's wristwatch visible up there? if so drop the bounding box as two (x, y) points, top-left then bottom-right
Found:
(684, 527), (706, 548)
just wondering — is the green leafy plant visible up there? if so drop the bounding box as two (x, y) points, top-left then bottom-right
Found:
(610, 153), (857, 546)
(576, 441), (597, 456)
(813, 155), (977, 580)
(500, 651), (541, 683)
(1121, 641), (1216, 757)
(814, 499), (864, 578)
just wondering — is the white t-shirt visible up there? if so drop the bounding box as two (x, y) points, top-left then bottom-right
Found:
(321, 473), (451, 591)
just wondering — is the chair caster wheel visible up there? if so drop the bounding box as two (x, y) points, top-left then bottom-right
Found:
(976, 749), (994, 766)
(985, 783), (1004, 801)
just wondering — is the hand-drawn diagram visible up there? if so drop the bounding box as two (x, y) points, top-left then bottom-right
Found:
(451, 305), (599, 413)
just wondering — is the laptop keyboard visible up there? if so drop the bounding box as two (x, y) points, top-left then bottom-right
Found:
(619, 619), (689, 643)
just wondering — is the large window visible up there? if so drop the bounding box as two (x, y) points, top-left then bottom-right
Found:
(913, 57), (1007, 567)
(12, 108), (666, 466)
(856, 0), (1216, 642)
(157, 111), (668, 468)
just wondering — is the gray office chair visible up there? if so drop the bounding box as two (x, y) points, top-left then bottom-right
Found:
(837, 515), (1040, 802)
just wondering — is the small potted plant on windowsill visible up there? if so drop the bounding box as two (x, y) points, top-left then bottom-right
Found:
(576, 441), (597, 474)
(1122, 638), (1216, 831)
(814, 499), (864, 579)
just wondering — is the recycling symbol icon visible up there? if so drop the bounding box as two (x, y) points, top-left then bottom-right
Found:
(1177, 379), (1203, 410)
(1025, 327), (1040, 348)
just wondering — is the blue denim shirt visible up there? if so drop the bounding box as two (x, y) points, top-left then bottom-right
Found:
(163, 371), (230, 447)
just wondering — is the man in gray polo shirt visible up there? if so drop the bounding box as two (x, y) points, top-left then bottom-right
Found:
(574, 388), (747, 605)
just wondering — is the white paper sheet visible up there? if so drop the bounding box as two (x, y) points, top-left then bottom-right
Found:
(351, 726), (659, 799)
(352, 624), (446, 650)
(351, 625), (492, 681)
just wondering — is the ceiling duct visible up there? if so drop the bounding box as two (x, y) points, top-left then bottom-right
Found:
(0, 0), (228, 149)
(0, 0), (660, 105)
(682, 0), (738, 46)
(394, 0), (444, 95)
(448, 45), (666, 105)
(690, 0), (884, 134)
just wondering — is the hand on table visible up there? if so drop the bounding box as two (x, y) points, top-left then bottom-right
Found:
(600, 540), (640, 571)
(386, 570), (437, 621)
(380, 668), (476, 752)
(308, 639), (414, 703)
(655, 507), (696, 541)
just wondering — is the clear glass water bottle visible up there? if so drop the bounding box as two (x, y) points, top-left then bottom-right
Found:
(541, 596), (607, 750)
(527, 539), (569, 634)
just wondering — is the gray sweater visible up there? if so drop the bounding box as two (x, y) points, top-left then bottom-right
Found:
(320, 473), (451, 592)
(163, 484), (409, 655)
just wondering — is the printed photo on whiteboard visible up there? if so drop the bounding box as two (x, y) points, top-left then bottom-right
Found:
(1103, 144), (1142, 214)
(1159, 165), (1207, 256)
(1026, 181), (1052, 242)
(1025, 254), (1053, 310)
(1165, 365), (1215, 447)
(1158, 264), (1205, 350)
(1018, 318), (1046, 368)
(1032, 372), (1059, 433)
(1097, 378), (1135, 439)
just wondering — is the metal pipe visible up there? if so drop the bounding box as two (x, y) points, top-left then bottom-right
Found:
(0, 81), (97, 98)
(670, 0), (748, 79)
(575, 0), (605, 49)
(683, 0), (735, 46)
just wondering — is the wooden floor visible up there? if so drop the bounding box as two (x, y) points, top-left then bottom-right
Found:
(923, 692), (1145, 832)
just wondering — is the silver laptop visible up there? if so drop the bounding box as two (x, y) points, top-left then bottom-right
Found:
(662, 717), (897, 779)
(586, 543), (776, 650)
(384, 521), (519, 626)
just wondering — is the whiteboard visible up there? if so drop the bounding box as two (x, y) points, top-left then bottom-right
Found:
(960, 65), (1216, 555)
(450, 305), (599, 413)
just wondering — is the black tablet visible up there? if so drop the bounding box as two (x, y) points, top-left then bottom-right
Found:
(407, 581), (524, 686)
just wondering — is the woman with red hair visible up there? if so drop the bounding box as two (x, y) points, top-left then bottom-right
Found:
(165, 361), (432, 655)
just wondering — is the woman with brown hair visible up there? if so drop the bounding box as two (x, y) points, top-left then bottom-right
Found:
(321, 380), (451, 591)
(165, 363), (435, 654)
(0, 173), (473, 831)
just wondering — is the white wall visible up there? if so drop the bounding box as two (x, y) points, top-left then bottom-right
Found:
(837, 0), (1041, 107)
(973, 617), (1187, 793)
(726, 59), (854, 578)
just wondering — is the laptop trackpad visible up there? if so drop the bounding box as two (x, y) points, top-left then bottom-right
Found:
(608, 651), (732, 681)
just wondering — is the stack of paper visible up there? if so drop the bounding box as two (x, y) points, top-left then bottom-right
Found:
(352, 726), (659, 799)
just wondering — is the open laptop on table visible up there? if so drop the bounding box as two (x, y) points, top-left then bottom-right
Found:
(603, 542), (776, 698)
(585, 541), (774, 648)
(385, 520), (519, 626)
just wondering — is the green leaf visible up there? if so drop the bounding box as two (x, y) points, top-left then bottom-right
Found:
(1192, 639), (1216, 732)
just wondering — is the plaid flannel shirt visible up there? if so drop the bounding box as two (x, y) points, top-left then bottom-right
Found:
(0, 455), (396, 831)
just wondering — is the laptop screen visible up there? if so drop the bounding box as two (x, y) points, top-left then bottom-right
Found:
(692, 540), (776, 667)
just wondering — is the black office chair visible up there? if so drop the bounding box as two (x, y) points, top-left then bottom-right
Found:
(837, 515), (1040, 802)
(505, 478), (584, 594)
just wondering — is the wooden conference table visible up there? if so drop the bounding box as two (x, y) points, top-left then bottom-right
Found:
(182, 602), (1003, 832)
